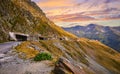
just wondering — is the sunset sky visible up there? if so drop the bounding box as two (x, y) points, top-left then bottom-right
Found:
(32, 0), (120, 27)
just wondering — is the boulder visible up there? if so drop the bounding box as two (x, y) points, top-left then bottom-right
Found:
(53, 57), (85, 74)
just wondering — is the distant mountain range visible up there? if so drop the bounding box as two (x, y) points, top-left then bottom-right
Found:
(63, 24), (120, 52)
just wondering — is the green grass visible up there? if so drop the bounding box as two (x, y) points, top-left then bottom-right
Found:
(34, 52), (52, 61)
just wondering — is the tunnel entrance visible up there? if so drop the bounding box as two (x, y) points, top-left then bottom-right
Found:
(15, 34), (28, 41)
(9, 32), (29, 41)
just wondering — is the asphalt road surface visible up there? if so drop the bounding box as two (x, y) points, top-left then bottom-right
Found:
(0, 42), (21, 53)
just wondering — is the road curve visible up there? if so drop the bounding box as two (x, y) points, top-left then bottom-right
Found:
(0, 41), (21, 53)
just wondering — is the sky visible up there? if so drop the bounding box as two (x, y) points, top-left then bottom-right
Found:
(32, 0), (120, 27)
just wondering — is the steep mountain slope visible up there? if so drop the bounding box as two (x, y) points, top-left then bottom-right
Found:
(63, 24), (120, 52)
(1, 39), (120, 74)
(0, 0), (76, 43)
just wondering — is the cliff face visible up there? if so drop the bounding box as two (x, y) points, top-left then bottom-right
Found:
(0, 0), (76, 42)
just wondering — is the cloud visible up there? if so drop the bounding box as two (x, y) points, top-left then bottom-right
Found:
(47, 11), (120, 23)
(33, 0), (120, 26)
(37, 0), (74, 8)
(36, 0), (75, 16)
(48, 13), (96, 22)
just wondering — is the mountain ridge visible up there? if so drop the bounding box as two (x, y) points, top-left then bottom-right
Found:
(63, 24), (120, 52)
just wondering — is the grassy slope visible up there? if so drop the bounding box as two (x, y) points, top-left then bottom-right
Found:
(77, 38), (120, 73)
(15, 38), (120, 74)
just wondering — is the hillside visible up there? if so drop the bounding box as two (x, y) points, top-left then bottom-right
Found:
(1, 39), (120, 74)
(0, 0), (76, 43)
(63, 24), (120, 52)
(0, 0), (120, 74)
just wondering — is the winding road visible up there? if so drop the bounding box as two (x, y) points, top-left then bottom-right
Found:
(0, 42), (21, 53)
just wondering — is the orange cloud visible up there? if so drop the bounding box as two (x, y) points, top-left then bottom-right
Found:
(36, 0), (75, 16)
(48, 13), (96, 22)
(37, 0), (74, 8)
(35, 0), (120, 24)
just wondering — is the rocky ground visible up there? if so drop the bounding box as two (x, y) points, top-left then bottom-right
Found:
(0, 40), (120, 74)
(0, 42), (54, 74)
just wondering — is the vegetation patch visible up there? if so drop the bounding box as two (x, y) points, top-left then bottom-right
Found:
(39, 40), (63, 57)
(34, 52), (52, 61)
(15, 41), (39, 59)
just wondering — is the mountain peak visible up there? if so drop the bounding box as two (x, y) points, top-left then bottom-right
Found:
(87, 24), (96, 27)
(87, 24), (104, 28)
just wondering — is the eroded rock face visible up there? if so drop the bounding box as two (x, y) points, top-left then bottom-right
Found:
(54, 58), (84, 74)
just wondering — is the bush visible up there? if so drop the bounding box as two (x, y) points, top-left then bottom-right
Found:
(34, 52), (52, 61)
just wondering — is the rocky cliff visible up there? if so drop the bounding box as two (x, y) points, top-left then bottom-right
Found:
(0, 0), (76, 42)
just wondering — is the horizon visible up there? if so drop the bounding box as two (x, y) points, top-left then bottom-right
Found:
(32, 0), (120, 27)
(60, 22), (120, 28)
